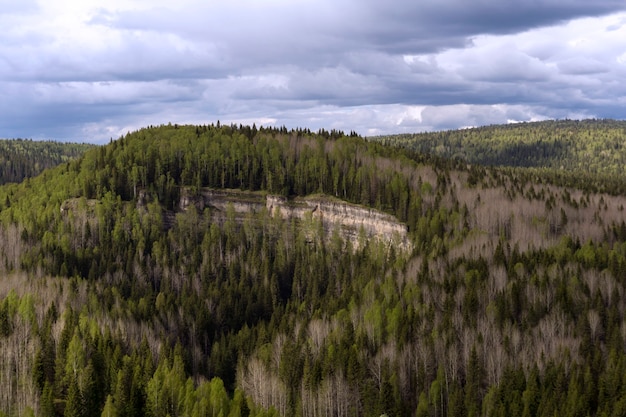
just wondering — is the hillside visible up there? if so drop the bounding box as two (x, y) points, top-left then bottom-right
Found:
(0, 139), (94, 185)
(371, 119), (626, 190)
(1, 123), (626, 416)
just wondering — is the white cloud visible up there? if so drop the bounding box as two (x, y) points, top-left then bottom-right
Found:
(1, 1), (626, 141)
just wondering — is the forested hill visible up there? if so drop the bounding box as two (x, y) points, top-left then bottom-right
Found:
(0, 139), (94, 185)
(3, 123), (626, 416)
(371, 118), (626, 175)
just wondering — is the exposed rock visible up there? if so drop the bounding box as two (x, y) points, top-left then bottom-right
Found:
(179, 188), (412, 252)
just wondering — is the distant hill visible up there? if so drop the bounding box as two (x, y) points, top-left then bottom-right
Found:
(0, 138), (94, 185)
(370, 119), (626, 175)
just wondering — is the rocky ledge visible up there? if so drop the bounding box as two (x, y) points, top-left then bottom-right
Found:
(179, 189), (411, 252)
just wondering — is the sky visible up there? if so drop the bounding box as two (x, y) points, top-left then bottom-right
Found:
(1, 1), (626, 143)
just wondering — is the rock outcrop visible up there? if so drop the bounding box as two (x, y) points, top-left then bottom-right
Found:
(179, 189), (411, 252)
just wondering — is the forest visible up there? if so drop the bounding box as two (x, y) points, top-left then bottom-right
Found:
(1, 120), (626, 416)
(372, 119), (626, 195)
(0, 139), (94, 185)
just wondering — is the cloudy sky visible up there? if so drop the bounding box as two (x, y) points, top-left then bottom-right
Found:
(1, 0), (626, 143)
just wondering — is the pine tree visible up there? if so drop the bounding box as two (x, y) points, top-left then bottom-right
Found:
(101, 395), (118, 417)
(40, 381), (55, 417)
(65, 377), (84, 417)
(416, 391), (429, 417)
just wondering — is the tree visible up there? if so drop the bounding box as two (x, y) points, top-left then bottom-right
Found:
(465, 348), (484, 417)
(82, 362), (103, 417)
(39, 382), (55, 417)
(416, 391), (429, 417)
(65, 377), (84, 417)
(101, 395), (118, 417)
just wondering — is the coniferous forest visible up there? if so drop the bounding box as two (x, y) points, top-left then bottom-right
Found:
(0, 139), (94, 185)
(2, 121), (626, 416)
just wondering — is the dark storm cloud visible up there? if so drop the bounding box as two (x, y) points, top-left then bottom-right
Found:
(99, 0), (626, 62)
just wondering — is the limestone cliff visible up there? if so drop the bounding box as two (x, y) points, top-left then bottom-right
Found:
(179, 189), (411, 252)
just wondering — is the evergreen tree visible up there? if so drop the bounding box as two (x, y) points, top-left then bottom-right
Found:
(65, 377), (84, 417)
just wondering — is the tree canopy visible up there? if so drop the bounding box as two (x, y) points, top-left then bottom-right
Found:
(0, 138), (93, 185)
(1, 121), (626, 416)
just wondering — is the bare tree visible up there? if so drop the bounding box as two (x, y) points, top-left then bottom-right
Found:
(587, 310), (601, 340)
(238, 357), (287, 416)
(307, 319), (330, 358)
(0, 308), (40, 416)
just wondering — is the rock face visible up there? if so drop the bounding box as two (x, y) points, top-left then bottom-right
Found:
(179, 189), (411, 252)
(180, 189), (266, 214)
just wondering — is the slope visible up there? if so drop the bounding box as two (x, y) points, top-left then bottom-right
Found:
(1, 123), (626, 416)
(371, 118), (626, 191)
(0, 138), (94, 185)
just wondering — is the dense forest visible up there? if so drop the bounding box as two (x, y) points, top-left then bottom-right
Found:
(2, 121), (626, 416)
(0, 139), (94, 185)
(371, 119), (626, 194)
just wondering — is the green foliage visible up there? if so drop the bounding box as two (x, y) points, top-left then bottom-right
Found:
(373, 119), (626, 173)
(0, 138), (93, 185)
(372, 118), (626, 194)
(101, 395), (117, 417)
(1, 122), (626, 416)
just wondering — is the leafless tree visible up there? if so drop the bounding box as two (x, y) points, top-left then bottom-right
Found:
(307, 319), (330, 358)
(587, 310), (602, 340)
